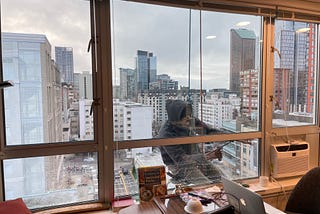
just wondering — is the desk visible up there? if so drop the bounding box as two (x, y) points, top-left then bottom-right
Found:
(118, 193), (230, 214)
(117, 196), (199, 214)
(118, 193), (285, 214)
(118, 203), (162, 214)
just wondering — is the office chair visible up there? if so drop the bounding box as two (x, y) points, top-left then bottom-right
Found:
(285, 166), (320, 214)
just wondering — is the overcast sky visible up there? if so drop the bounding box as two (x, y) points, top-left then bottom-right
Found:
(1, 0), (261, 90)
(1, 0), (91, 73)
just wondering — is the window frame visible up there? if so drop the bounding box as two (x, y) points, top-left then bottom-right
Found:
(99, 0), (320, 202)
(0, 0), (104, 207)
(0, 0), (318, 212)
(102, 0), (266, 201)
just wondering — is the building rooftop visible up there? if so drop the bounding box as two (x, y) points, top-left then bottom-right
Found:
(232, 28), (256, 39)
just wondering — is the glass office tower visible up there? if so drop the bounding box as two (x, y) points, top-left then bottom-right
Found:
(2, 32), (59, 199)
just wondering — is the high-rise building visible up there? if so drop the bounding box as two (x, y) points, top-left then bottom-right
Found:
(74, 71), (93, 100)
(137, 89), (204, 136)
(222, 140), (259, 178)
(138, 90), (175, 133)
(149, 74), (178, 91)
(2, 32), (61, 198)
(230, 28), (256, 93)
(69, 101), (80, 140)
(55, 46), (74, 84)
(199, 92), (240, 129)
(197, 92), (258, 177)
(135, 50), (157, 93)
(113, 100), (153, 141)
(120, 68), (136, 100)
(274, 21), (316, 113)
(73, 73), (80, 99)
(239, 69), (259, 120)
(79, 99), (94, 140)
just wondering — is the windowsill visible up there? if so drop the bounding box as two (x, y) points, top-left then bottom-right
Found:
(33, 202), (111, 214)
(246, 177), (300, 195)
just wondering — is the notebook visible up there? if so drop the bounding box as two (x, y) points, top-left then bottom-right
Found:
(221, 177), (285, 214)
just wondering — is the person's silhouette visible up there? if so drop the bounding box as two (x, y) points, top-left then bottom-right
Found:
(158, 99), (223, 184)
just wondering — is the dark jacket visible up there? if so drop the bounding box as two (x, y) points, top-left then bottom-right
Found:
(158, 100), (221, 166)
(158, 100), (192, 166)
(158, 100), (223, 183)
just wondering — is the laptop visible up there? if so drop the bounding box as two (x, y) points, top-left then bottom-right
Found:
(221, 177), (285, 214)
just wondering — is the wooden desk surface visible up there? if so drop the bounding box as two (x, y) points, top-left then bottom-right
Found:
(118, 202), (161, 214)
(118, 193), (226, 214)
(118, 191), (286, 214)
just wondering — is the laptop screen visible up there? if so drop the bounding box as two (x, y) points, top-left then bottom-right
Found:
(221, 177), (266, 214)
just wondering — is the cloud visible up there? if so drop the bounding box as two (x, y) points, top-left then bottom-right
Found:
(2, 0), (91, 72)
(2, 0), (261, 89)
(113, 1), (261, 90)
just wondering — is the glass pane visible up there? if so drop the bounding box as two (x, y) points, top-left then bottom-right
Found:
(273, 20), (318, 127)
(1, 0), (93, 145)
(114, 139), (259, 198)
(3, 152), (98, 209)
(112, 1), (262, 142)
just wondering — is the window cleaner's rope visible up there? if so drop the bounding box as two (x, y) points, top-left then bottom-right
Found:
(199, 9), (203, 122)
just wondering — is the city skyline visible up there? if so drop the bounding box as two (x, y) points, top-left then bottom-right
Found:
(1, 0), (261, 89)
(111, 0), (261, 90)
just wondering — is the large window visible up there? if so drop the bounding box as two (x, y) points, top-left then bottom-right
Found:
(3, 153), (98, 209)
(114, 139), (259, 198)
(0, 0), (319, 212)
(273, 20), (318, 127)
(111, 0), (262, 197)
(112, 1), (262, 140)
(0, 0), (97, 209)
(1, 0), (93, 146)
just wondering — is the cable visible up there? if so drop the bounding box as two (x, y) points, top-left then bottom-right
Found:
(188, 9), (191, 102)
(211, 191), (241, 213)
(270, 176), (289, 207)
(199, 9), (203, 122)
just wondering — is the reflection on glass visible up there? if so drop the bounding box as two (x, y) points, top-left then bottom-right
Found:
(112, 0), (262, 141)
(114, 139), (259, 198)
(1, 0), (93, 145)
(273, 20), (318, 127)
(3, 153), (98, 209)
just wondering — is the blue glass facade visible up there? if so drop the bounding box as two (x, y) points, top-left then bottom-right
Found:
(136, 50), (157, 92)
